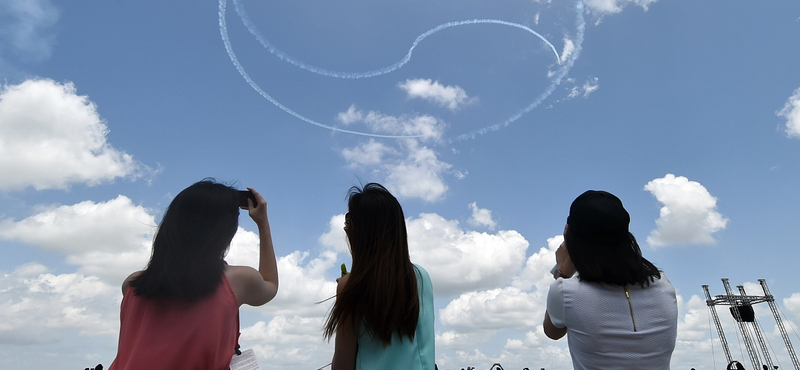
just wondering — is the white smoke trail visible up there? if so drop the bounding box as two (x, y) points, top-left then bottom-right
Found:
(450, 0), (586, 142)
(231, 0), (561, 78)
(219, 0), (585, 140)
(219, 0), (417, 138)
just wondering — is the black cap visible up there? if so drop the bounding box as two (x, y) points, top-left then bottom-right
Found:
(567, 190), (630, 243)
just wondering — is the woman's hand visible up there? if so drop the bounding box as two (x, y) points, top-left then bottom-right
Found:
(555, 241), (575, 279)
(244, 187), (268, 228)
(231, 186), (278, 306)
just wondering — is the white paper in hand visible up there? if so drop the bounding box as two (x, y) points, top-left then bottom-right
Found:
(230, 348), (260, 370)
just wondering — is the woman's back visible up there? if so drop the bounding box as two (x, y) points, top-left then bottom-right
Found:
(111, 276), (239, 370)
(355, 265), (435, 370)
(549, 273), (677, 370)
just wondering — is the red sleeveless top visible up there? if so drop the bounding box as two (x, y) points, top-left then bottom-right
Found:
(110, 275), (239, 370)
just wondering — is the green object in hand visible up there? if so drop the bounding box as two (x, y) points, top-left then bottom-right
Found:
(340, 263), (349, 277)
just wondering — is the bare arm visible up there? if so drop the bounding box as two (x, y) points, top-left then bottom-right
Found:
(543, 310), (567, 340)
(331, 275), (357, 370)
(227, 187), (279, 306)
(544, 240), (571, 340)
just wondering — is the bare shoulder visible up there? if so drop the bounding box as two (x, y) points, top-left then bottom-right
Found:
(225, 265), (261, 282)
(225, 265), (278, 307)
(121, 271), (144, 296)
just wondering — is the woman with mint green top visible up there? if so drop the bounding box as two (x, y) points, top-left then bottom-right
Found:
(324, 183), (436, 370)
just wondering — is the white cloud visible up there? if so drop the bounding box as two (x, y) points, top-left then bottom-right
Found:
(407, 213), (529, 295)
(0, 0), (59, 62)
(337, 106), (446, 142)
(341, 139), (396, 168)
(432, 237), (559, 350)
(336, 104), (363, 125)
(239, 315), (333, 368)
(511, 236), (562, 291)
(439, 287), (541, 331)
(785, 292), (800, 319)
(317, 213), (349, 254)
(0, 79), (147, 191)
(336, 106), (454, 202)
(398, 79), (478, 111)
(365, 111), (446, 142)
(777, 87), (800, 139)
(384, 140), (451, 202)
(467, 202), (496, 230)
(0, 264), (120, 345)
(584, 0), (660, 15)
(258, 250), (338, 317)
(0, 195), (155, 283)
(644, 174), (728, 247)
(229, 227), (339, 317)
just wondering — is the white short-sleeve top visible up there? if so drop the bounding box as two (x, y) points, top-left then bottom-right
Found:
(547, 272), (678, 370)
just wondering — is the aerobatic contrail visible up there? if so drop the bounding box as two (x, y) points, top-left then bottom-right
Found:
(231, 0), (560, 79)
(451, 0), (585, 142)
(219, 0), (585, 140)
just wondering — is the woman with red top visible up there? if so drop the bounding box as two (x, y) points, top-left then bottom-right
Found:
(110, 180), (279, 370)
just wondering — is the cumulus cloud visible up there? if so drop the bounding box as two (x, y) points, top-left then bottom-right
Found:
(341, 139), (396, 168)
(468, 202), (497, 230)
(0, 79), (148, 191)
(0, 263), (120, 345)
(342, 139), (452, 203)
(0, 195), (155, 283)
(407, 213), (529, 295)
(511, 236), (562, 291)
(338, 109), (454, 202)
(338, 105), (446, 142)
(317, 213), (349, 254)
(239, 315), (333, 368)
(384, 140), (452, 202)
(439, 287), (541, 331)
(434, 237), (558, 344)
(644, 174), (728, 247)
(398, 79), (477, 111)
(777, 87), (800, 139)
(229, 226), (339, 317)
(784, 292), (800, 319)
(336, 104), (363, 125)
(584, 0), (660, 15)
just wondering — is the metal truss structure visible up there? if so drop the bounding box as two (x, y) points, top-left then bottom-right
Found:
(703, 279), (799, 370)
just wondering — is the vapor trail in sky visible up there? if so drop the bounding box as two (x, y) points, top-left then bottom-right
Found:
(451, 0), (585, 142)
(218, 0), (414, 138)
(219, 0), (584, 140)
(231, 0), (561, 79)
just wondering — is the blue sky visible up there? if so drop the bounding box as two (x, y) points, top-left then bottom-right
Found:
(1, 0), (800, 369)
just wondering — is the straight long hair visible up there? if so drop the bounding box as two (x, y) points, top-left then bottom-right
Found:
(130, 179), (239, 301)
(324, 183), (419, 346)
(565, 230), (660, 287)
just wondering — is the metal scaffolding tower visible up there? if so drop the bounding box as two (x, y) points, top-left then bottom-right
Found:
(703, 278), (799, 370)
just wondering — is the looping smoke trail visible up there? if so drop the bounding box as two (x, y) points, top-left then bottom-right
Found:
(219, 0), (585, 140)
(231, 0), (560, 79)
(219, 0), (420, 138)
(450, 0), (585, 143)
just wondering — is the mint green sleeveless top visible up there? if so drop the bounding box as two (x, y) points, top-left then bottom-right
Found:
(356, 264), (435, 370)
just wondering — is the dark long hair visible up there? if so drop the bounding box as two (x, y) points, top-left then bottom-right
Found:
(565, 231), (660, 286)
(323, 183), (419, 346)
(130, 179), (239, 301)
